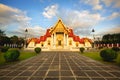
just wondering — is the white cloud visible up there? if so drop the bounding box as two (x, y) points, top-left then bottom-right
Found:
(107, 26), (120, 34)
(0, 4), (31, 29)
(0, 4), (45, 37)
(61, 10), (104, 28)
(102, 0), (120, 8)
(26, 26), (45, 37)
(93, 5), (102, 10)
(82, 0), (102, 10)
(98, 25), (120, 35)
(81, 0), (120, 10)
(8, 25), (45, 38)
(108, 12), (120, 20)
(101, 0), (113, 6)
(60, 10), (104, 36)
(42, 4), (58, 19)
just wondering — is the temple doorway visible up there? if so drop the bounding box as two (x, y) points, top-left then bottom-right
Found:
(58, 40), (61, 46)
(56, 33), (64, 49)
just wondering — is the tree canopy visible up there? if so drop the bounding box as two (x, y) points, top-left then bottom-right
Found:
(0, 30), (24, 46)
(102, 33), (120, 44)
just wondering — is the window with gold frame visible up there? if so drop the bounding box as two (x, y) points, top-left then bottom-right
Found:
(41, 43), (44, 47)
(76, 42), (79, 47)
(48, 40), (50, 45)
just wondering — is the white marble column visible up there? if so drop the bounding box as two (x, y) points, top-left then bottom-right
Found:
(65, 34), (67, 46)
(66, 34), (68, 46)
(54, 33), (56, 47)
(64, 33), (65, 46)
(51, 34), (53, 47)
(53, 34), (54, 46)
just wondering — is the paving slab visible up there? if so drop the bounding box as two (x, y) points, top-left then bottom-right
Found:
(0, 51), (120, 80)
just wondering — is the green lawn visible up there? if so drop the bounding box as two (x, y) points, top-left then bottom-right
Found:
(0, 49), (36, 65)
(19, 51), (36, 60)
(82, 52), (102, 61)
(0, 52), (5, 65)
(81, 51), (120, 66)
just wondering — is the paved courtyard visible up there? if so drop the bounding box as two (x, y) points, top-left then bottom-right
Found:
(0, 51), (120, 80)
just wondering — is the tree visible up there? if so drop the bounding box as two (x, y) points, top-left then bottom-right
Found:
(102, 33), (120, 44)
(10, 35), (19, 44)
(0, 30), (6, 37)
(17, 37), (24, 47)
(0, 30), (10, 46)
(0, 30), (24, 47)
(10, 35), (24, 47)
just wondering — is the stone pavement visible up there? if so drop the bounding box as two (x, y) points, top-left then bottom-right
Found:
(0, 51), (120, 80)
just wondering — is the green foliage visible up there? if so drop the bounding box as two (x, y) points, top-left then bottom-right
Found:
(100, 49), (118, 61)
(0, 49), (36, 65)
(10, 35), (18, 44)
(10, 36), (24, 46)
(0, 36), (11, 46)
(102, 33), (120, 44)
(34, 47), (41, 54)
(0, 30), (6, 37)
(4, 49), (20, 62)
(112, 47), (120, 52)
(80, 47), (85, 53)
(1, 46), (9, 52)
(0, 31), (24, 46)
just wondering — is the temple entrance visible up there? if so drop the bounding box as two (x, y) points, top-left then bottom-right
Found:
(57, 40), (63, 49)
(56, 33), (64, 49)
(58, 40), (61, 46)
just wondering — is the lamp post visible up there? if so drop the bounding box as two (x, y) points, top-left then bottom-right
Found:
(92, 29), (95, 48)
(24, 29), (28, 48)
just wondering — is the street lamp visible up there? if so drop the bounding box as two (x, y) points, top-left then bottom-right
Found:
(92, 29), (95, 33)
(92, 29), (95, 48)
(24, 29), (28, 48)
(25, 29), (28, 33)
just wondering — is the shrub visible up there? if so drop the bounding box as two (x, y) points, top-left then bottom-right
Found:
(80, 47), (85, 53)
(1, 46), (9, 52)
(4, 49), (20, 62)
(112, 47), (120, 52)
(34, 47), (41, 54)
(100, 49), (118, 61)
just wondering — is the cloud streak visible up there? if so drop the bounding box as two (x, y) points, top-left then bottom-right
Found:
(26, 26), (45, 38)
(108, 12), (120, 20)
(0, 4), (45, 38)
(7, 25), (46, 38)
(42, 4), (58, 19)
(102, 0), (120, 8)
(81, 0), (102, 10)
(59, 10), (104, 37)
(98, 25), (120, 35)
(81, 0), (120, 10)
(0, 4), (31, 29)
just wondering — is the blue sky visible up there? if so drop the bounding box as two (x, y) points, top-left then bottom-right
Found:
(0, 0), (120, 39)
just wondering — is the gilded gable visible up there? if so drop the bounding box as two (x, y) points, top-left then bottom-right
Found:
(50, 19), (69, 34)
